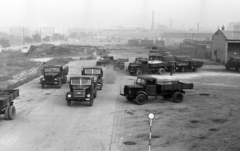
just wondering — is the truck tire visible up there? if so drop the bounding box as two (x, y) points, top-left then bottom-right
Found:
(126, 97), (134, 102)
(162, 94), (172, 100)
(158, 68), (165, 75)
(192, 68), (197, 72)
(8, 105), (16, 120)
(136, 70), (143, 76)
(58, 81), (62, 88)
(67, 100), (71, 106)
(41, 84), (44, 89)
(89, 99), (94, 106)
(181, 67), (186, 72)
(5, 106), (9, 120)
(172, 92), (184, 103)
(136, 94), (147, 105)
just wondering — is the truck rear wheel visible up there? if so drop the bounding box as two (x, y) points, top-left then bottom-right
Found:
(192, 68), (197, 72)
(162, 94), (172, 100)
(136, 94), (146, 105)
(158, 68), (165, 75)
(8, 105), (16, 120)
(67, 100), (71, 106)
(136, 70), (143, 76)
(172, 92), (184, 103)
(5, 106), (9, 120)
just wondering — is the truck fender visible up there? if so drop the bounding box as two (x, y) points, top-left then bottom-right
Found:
(136, 91), (148, 100)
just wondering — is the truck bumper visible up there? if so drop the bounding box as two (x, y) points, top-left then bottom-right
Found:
(66, 97), (91, 101)
(40, 81), (59, 85)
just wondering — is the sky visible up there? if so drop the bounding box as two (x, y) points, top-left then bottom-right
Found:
(0, 0), (240, 31)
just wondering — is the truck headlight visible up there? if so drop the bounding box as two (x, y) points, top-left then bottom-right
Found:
(42, 78), (45, 81)
(67, 94), (71, 98)
(55, 78), (57, 81)
(87, 94), (90, 97)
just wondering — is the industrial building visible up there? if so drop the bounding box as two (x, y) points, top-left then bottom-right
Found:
(211, 28), (240, 63)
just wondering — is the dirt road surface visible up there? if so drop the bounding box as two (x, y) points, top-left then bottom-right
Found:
(1, 50), (240, 151)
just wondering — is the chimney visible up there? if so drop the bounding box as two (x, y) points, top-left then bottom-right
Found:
(222, 25), (225, 31)
(151, 11), (155, 30)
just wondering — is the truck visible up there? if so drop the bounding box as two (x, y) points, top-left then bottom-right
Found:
(40, 65), (69, 89)
(127, 59), (169, 76)
(96, 55), (125, 70)
(81, 66), (103, 90)
(120, 76), (193, 105)
(65, 76), (97, 106)
(225, 57), (240, 72)
(0, 89), (19, 120)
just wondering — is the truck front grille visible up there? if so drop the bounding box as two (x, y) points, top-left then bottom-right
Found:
(73, 90), (85, 97)
(45, 75), (54, 82)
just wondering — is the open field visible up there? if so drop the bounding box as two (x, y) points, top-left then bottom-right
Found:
(0, 46), (239, 151)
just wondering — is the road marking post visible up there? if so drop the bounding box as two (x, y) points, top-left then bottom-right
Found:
(148, 113), (155, 151)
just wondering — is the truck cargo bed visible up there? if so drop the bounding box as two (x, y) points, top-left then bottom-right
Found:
(0, 89), (19, 107)
(157, 81), (193, 92)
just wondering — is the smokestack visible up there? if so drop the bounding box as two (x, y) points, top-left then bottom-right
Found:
(222, 25), (225, 31)
(170, 18), (172, 30)
(151, 11), (154, 30)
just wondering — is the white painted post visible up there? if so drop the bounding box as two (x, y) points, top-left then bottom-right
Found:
(148, 113), (155, 151)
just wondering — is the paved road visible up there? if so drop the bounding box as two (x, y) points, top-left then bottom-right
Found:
(0, 59), (129, 151)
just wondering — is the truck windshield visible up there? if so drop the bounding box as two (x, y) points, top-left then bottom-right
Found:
(84, 69), (101, 74)
(71, 78), (91, 85)
(136, 78), (146, 85)
(44, 67), (60, 73)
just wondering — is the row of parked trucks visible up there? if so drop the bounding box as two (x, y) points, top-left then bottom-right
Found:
(128, 52), (203, 76)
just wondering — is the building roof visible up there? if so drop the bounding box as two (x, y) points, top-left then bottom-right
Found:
(221, 30), (240, 41)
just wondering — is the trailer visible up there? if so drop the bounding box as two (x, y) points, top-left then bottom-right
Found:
(0, 89), (19, 120)
(120, 76), (193, 105)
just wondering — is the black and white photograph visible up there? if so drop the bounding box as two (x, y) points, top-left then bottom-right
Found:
(0, 0), (240, 150)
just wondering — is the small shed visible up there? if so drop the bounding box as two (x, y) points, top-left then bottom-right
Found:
(211, 28), (240, 63)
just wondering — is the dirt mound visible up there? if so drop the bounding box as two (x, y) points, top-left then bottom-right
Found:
(26, 44), (99, 57)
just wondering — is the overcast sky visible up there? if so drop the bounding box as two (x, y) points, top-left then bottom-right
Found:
(0, 0), (240, 30)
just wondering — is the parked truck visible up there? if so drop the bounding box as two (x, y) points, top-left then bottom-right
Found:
(96, 55), (125, 70)
(127, 59), (168, 76)
(65, 76), (97, 106)
(120, 76), (193, 105)
(225, 57), (240, 72)
(82, 66), (103, 90)
(0, 89), (19, 120)
(40, 65), (69, 89)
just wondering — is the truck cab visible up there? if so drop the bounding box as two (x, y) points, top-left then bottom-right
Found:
(82, 67), (103, 90)
(40, 65), (69, 89)
(65, 76), (97, 106)
(96, 55), (114, 67)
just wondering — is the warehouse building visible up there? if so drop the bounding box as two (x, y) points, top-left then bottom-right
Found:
(211, 27), (240, 63)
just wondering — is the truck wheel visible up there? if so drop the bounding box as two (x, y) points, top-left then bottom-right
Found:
(136, 70), (143, 76)
(89, 99), (94, 106)
(58, 81), (62, 88)
(41, 84), (44, 89)
(126, 97), (134, 102)
(172, 92), (184, 103)
(5, 106), (9, 120)
(136, 94), (146, 105)
(158, 68), (165, 75)
(67, 100), (71, 106)
(8, 105), (16, 120)
(162, 95), (172, 100)
(181, 67), (186, 72)
(192, 68), (197, 72)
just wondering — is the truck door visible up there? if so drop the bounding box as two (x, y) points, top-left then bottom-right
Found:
(145, 79), (156, 96)
(142, 61), (149, 72)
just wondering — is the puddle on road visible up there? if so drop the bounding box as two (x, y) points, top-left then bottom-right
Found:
(123, 141), (136, 145)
